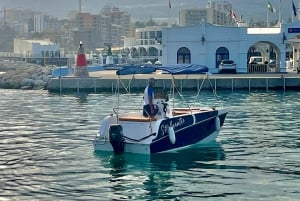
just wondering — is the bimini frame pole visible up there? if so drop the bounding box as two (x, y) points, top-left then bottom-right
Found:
(171, 75), (175, 109)
(117, 76), (120, 116)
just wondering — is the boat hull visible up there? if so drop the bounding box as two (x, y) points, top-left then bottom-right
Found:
(93, 109), (227, 154)
(150, 109), (226, 154)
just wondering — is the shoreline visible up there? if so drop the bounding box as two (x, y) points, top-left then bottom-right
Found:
(48, 70), (300, 93)
(1, 60), (300, 92)
(0, 60), (52, 90)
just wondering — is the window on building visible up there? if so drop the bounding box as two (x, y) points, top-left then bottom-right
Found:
(177, 47), (191, 64)
(149, 47), (158, 56)
(139, 47), (147, 56)
(55, 51), (60, 58)
(157, 31), (162, 38)
(144, 32), (148, 39)
(215, 47), (229, 68)
(150, 31), (155, 39)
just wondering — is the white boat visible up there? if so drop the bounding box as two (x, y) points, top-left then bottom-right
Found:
(93, 64), (228, 154)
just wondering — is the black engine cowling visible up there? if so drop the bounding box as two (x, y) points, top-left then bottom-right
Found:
(109, 124), (125, 154)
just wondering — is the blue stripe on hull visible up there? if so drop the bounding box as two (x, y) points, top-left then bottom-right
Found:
(150, 111), (227, 154)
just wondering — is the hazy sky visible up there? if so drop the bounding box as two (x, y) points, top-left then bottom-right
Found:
(0, 0), (296, 22)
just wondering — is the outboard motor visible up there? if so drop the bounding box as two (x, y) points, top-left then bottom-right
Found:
(162, 102), (168, 117)
(155, 99), (169, 118)
(109, 124), (125, 154)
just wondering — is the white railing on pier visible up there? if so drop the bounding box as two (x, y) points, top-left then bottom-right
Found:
(248, 64), (278, 73)
(0, 52), (22, 58)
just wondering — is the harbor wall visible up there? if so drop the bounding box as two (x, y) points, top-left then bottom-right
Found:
(47, 74), (300, 93)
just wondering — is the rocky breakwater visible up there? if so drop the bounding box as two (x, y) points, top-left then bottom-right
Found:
(0, 60), (52, 90)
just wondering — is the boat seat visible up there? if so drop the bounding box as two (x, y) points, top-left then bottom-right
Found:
(172, 110), (194, 116)
(118, 115), (157, 122)
(172, 108), (209, 116)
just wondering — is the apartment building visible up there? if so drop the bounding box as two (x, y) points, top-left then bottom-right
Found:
(74, 5), (133, 50)
(179, 1), (234, 26)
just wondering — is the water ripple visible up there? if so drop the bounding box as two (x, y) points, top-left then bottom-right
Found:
(0, 89), (299, 200)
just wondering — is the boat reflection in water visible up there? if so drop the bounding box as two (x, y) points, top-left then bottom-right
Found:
(94, 141), (225, 171)
(149, 142), (225, 171)
(94, 142), (225, 199)
(74, 92), (89, 104)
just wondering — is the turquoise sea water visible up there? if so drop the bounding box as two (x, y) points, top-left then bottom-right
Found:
(0, 89), (299, 200)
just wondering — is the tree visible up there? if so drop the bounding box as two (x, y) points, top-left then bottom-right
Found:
(134, 21), (145, 28)
(145, 18), (156, 26)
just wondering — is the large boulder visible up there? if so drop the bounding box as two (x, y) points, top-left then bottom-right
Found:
(21, 78), (34, 87)
(0, 60), (52, 89)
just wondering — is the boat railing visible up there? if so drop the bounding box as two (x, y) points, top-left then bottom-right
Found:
(113, 107), (142, 116)
(112, 107), (158, 123)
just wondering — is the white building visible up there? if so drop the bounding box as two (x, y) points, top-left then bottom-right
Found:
(162, 22), (300, 73)
(14, 39), (60, 58)
(123, 26), (163, 64)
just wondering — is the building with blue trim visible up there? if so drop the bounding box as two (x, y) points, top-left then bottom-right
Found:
(162, 22), (300, 73)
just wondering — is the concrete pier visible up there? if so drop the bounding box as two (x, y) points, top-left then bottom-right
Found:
(47, 70), (300, 93)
